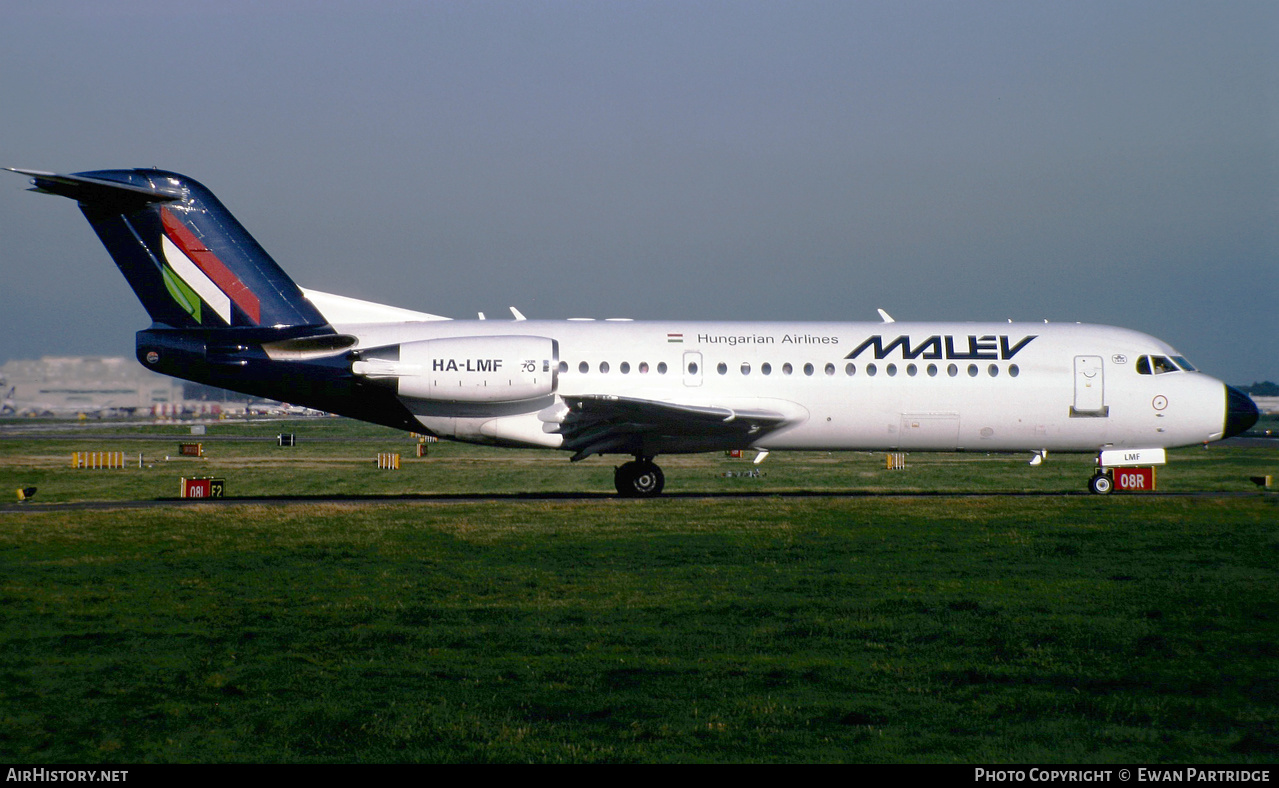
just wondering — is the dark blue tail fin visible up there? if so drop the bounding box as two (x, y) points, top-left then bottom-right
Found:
(7, 168), (428, 431)
(10, 168), (329, 332)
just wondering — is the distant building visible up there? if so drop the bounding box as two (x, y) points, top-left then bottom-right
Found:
(0, 356), (299, 418)
(0, 356), (186, 416)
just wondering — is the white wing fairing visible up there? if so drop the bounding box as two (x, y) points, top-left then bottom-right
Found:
(10, 167), (1261, 497)
(551, 394), (795, 461)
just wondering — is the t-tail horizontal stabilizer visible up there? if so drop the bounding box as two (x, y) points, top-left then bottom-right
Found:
(6, 167), (331, 334)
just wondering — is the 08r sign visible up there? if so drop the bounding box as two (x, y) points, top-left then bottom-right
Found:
(1114, 467), (1156, 492)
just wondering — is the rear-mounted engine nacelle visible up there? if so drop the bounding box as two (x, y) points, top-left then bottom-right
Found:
(352, 335), (557, 403)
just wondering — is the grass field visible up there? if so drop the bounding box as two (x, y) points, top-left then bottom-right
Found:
(1, 414), (1275, 501)
(1, 417), (1276, 762)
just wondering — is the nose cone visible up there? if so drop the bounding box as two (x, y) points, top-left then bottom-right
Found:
(1224, 385), (1260, 439)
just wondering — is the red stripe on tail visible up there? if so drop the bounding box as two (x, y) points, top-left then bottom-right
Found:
(160, 207), (261, 324)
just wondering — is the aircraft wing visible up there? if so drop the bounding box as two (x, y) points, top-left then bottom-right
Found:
(547, 394), (794, 461)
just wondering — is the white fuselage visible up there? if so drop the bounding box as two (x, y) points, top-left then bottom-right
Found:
(337, 318), (1230, 456)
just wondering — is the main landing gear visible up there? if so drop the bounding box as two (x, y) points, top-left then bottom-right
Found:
(615, 458), (665, 498)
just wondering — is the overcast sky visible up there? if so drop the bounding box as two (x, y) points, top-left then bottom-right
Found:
(1, 0), (1275, 384)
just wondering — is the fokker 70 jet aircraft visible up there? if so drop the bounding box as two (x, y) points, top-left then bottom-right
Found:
(7, 168), (1259, 496)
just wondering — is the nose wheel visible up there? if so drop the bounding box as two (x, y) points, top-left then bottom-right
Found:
(615, 459), (665, 498)
(1088, 472), (1114, 495)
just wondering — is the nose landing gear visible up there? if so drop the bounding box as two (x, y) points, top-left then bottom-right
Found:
(615, 458), (665, 497)
(1087, 471), (1114, 495)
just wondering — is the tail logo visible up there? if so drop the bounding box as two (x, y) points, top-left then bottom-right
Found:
(158, 207), (262, 325)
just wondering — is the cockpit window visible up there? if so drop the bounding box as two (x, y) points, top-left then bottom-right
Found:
(1137, 355), (1182, 375)
(1172, 356), (1195, 372)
